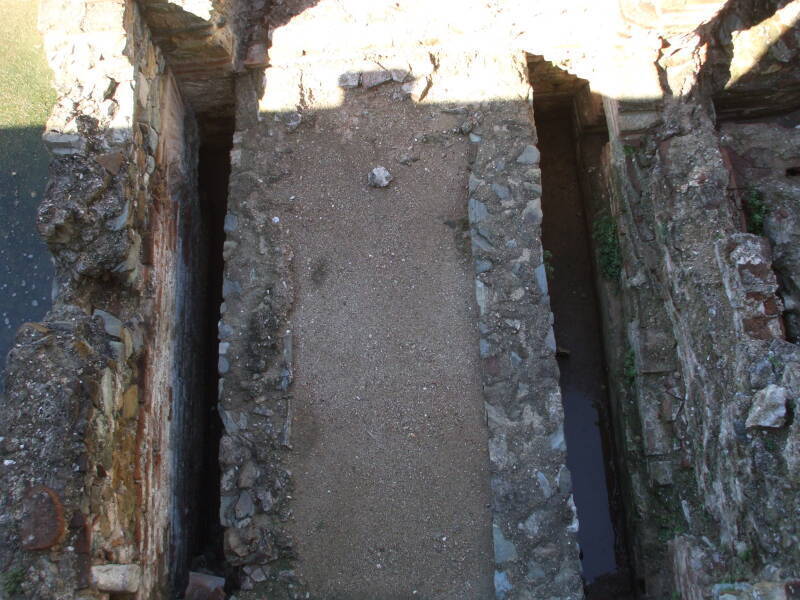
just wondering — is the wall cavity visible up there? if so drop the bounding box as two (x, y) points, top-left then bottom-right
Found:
(0, 1), (246, 597)
(187, 116), (235, 586)
(529, 56), (635, 598)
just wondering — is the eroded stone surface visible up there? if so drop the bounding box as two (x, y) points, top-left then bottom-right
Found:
(91, 564), (141, 593)
(19, 486), (65, 551)
(3, 1), (800, 599)
(367, 165), (393, 187)
(745, 385), (788, 430)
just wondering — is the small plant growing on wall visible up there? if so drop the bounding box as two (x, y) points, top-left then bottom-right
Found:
(2, 567), (25, 597)
(592, 213), (622, 280)
(623, 348), (637, 389)
(543, 250), (555, 277)
(745, 187), (768, 235)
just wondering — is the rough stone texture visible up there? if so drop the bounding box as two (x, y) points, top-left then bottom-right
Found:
(707, 1), (800, 119)
(218, 0), (588, 595)
(3, 0), (800, 598)
(745, 384), (788, 430)
(1, 0), (225, 597)
(216, 70), (299, 595)
(594, 2), (800, 596)
(1, 312), (113, 599)
(218, 0), (592, 594)
(464, 54), (583, 600)
(718, 119), (800, 342)
(581, 84), (688, 600)
(672, 535), (800, 600)
(91, 564), (141, 593)
(366, 165), (393, 187)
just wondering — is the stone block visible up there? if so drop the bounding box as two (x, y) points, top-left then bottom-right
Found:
(649, 459), (674, 486)
(746, 384), (788, 429)
(743, 316), (785, 340)
(617, 110), (662, 134)
(716, 233), (785, 341)
(493, 523), (518, 563)
(184, 571), (225, 600)
(338, 71), (360, 88)
(242, 41), (266, 68)
(122, 385), (139, 419)
(42, 132), (87, 156)
(361, 71), (392, 89)
(91, 564), (141, 593)
(20, 486), (65, 550)
(93, 309), (123, 338)
(516, 145), (540, 165)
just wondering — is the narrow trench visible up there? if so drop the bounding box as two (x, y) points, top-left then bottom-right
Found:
(183, 116), (234, 595)
(532, 95), (635, 597)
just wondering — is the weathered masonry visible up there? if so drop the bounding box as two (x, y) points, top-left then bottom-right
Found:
(1, 1), (800, 599)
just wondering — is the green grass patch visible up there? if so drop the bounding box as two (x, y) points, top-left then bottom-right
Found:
(592, 213), (622, 280)
(0, 1), (54, 130)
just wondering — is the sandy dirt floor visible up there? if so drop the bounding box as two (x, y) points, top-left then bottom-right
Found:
(270, 81), (494, 599)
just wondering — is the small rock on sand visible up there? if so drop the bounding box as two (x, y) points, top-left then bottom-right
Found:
(368, 166), (393, 188)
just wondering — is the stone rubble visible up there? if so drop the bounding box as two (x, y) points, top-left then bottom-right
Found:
(367, 166), (393, 187)
(90, 564), (141, 594)
(745, 385), (788, 430)
(2, 0), (251, 598)
(461, 52), (583, 600)
(2, 0), (800, 599)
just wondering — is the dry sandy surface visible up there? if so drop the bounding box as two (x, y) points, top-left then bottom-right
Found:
(271, 81), (494, 599)
(257, 0), (657, 595)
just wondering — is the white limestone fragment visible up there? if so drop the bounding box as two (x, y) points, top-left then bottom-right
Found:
(92, 564), (141, 593)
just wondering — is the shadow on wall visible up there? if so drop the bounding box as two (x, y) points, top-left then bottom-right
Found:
(0, 0), (797, 597)
(698, 0), (800, 117)
(221, 43), (628, 593)
(199, 0), (800, 593)
(0, 125), (54, 392)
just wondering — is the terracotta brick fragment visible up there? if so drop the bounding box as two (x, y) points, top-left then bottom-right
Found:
(20, 486), (65, 550)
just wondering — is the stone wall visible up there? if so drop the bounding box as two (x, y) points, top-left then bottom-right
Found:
(718, 120), (800, 343)
(217, 16), (585, 590)
(1, 1), (798, 598)
(591, 1), (800, 595)
(575, 114), (684, 598)
(214, 69), (300, 596)
(0, 0), (221, 597)
(465, 54), (584, 600)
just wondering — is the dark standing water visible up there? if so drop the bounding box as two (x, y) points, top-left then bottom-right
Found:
(536, 104), (631, 594)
